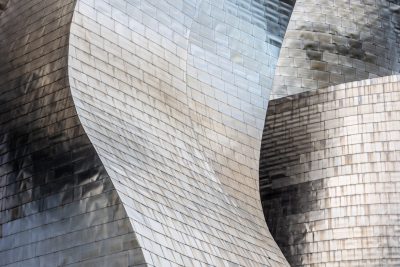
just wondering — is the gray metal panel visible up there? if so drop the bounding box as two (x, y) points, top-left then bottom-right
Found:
(271, 0), (400, 99)
(261, 2), (400, 265)
(0, 0), (145, 266)
(0, 0), (301, 265)
(186, 0), (295, 213)
(261, 75), (400, 266)
(68, 0), (294, 266)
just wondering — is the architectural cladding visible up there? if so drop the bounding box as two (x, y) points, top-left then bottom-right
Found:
(0, 0), (295, 266)
(0, 0), (146, 266)
(270, 0), (400, 99)
(261, 77), (400, 266)
(260, 0), (400, 266)
(2, 0), (400, 266)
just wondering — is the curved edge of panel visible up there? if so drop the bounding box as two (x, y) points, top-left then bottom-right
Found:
(67, 0), (295, 266)
(0, 0), (145, 266)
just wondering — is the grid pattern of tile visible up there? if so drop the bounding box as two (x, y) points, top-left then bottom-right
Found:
(186, 0), (295, 219)
(271, 0), (400, 99)
(261, 75), (400, 266)
(0, 0), (145, 266)
(68, 0), (294, 266)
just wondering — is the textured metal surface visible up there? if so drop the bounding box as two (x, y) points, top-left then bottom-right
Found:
(261, 75), (400, 266)
(0, 0), (297, 266)
(271, 0), (400, 99)
(0, 0), (145, 266)
(67, 0), (294, 266)
(261, 2), (400, 265)
(186, 0), (295, 214)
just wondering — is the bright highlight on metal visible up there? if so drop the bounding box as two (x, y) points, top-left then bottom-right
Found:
(1, 0), (400, 266)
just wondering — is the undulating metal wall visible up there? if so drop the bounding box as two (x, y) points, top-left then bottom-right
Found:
(186, 0), (295, 217)
(67, 0), (294, 266)
(262, 76), (400, 266)
(0, 0), (145, 266)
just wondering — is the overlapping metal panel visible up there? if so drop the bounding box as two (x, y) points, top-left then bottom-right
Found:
(0, 0), (294, 266)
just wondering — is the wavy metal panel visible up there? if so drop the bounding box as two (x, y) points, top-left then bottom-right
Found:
(68, 0), (294, 266)
(0, 0), (144, 266)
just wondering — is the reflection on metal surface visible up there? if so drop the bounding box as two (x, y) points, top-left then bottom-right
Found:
(1, 0), (298, 266)
(0, 0), (144, 266)
(68, 0), (294, 265)
(9, 0), (400, 265)
(260, 1), (400, 266)
(262, 75), (400, 266)
(5, 0), (400, 266)
(270, 0), (400, 99)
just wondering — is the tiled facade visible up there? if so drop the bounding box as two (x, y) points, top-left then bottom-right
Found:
(260, 0), (400, 266)
(2, 0), (400, 266)
(261, 76), (400, 266)
(68, 0), (293, 265)
(1, 0), (294, 266)
(270, 0), (400, 99)
(0, 0), (145, 266)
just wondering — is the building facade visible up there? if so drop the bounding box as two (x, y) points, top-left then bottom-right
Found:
(260, 0), (400, 266)
(1, 0), (400, 266)
(0, 0), (292, 266)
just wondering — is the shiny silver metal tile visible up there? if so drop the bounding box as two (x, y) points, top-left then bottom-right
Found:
(1, 0), (297, 266)
(261, 75), (400, 267)
(270, 0), (400, 99)
(261, 1), (400, 265)
(0, 0), (144, 266)
(68, 0), (294, 265)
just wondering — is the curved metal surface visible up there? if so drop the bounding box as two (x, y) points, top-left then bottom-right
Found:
(186, 0), (295, 215)
(262, 75), (400, 266)
(0, 0), (145, 266)
(0, 0), (301, 265)
(68, 0), (295, 266)
(260, 1), (400, 265)
(270, 0), (400, 99)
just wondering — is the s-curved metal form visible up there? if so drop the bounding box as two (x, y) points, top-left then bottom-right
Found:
(67, 0), (295, 265)
(0, 0), (145, 266)
(0, 0), (295, 266)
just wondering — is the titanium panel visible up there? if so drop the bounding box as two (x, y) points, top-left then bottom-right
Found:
(68, 0), (294, 266)
(1, 0), (299, 266)
(262, 75), (400, 266)
(186, 0), (295, 216)
(271, 0), (400, 99)
(0, 0), (145, 266)
(261, 2), (400, 264)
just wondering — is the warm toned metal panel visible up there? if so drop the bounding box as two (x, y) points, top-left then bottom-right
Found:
(0, 0), (145, 266)
(262, 75), (400, 266)
(271, 0), (400, 99)
(68, 0), (295, 266)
